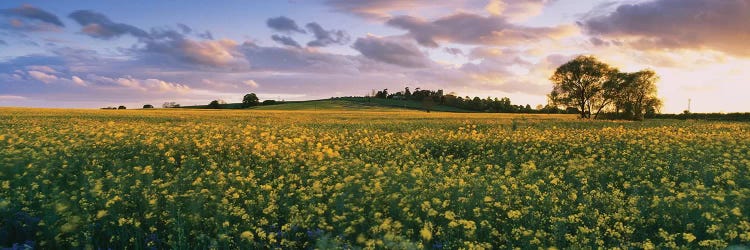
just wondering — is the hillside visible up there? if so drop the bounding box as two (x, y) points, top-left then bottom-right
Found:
(187, 98), (475, 112)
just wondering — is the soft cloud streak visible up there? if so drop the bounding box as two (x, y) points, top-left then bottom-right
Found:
(305, 22), (350, 47)
(387, 13), (577, 47)
(352, 35), (431, 68)
(1, 4), (64, 31)
(69, 10), (149, 39)
(266, 16), (306, 34)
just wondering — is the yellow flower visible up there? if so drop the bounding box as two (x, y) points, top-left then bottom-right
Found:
(731, 207), (742, 217)
(96, 210), (108, 219)
(420, 223), (433, 241)
(643, 240), (655, 250)
(483, 196), (493, 203)
(683, 233), (696, 243)
(444, 211), (456, 220)
(507, 210), (522, 220)
(240, 231), (254, 241)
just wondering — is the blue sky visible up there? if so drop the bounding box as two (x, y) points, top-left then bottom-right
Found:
(1, 0), (748, 112)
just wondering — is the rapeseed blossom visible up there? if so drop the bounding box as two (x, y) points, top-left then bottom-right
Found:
(0, 108), (748, 248)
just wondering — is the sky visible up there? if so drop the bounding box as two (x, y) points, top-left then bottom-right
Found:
(0, 0), (748, 113)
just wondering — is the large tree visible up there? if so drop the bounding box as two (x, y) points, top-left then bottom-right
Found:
(549, 55), (614, 118)
(242, 93), (260, 107)
(619, 70), (661, 120)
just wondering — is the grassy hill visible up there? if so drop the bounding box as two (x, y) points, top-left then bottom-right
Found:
(186, 98), (475, 112)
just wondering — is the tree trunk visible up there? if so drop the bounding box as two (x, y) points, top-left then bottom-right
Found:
(579, 102), (587, 118)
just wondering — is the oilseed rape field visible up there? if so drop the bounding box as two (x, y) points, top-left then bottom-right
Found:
(1, 108), (749, 249)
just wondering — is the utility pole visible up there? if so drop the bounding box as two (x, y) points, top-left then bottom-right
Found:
(688, 98), (691, 113)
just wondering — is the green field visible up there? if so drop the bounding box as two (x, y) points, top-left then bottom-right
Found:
(0, 108), (748, 249)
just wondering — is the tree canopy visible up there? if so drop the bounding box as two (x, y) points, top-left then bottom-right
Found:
(549, 55), (661, 120)
(207, 100), (221, 109)
(242, 93), (260, 107)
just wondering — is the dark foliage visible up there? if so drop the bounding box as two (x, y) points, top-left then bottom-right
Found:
(207, 100), (221, 109)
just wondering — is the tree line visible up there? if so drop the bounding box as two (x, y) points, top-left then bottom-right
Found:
(370, 87), (569, 114)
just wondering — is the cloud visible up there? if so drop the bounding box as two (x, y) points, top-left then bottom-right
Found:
(68, 10), (149, 39)
(26, 65), (58, 74)
(0, 39), (6, 45)
(352, 35), (430, 68)
(142, 78), (191, 92)
(243, 80), (259, 88)
(5, 5), (64, 27)
(178, 39), (242, 66)
(1, 4), (64, 31)
(324, 0), (431, 19)
(137, 29), (247, 68)
(305, 22), (350, 47)
(0, 95), (27, 100)
(176, 23), (192, 34)
(198, 30), (213, 40)
(444, 47), (463, 56)
(87, 75), (190, 92)
(266, 16), (306, 34)
(589, 37), (609, 47)
(323, 0), (479, 20)
(439, 47), (554, 95)
(27, 70), (59, 83)
(240, 42), (359, 74)
(387, 13), (577, 47)
(461, 47), (530, 78)
(325, 0), (556, 21)
(485, 0), (554, 21)
(271, 35), (301, 48)
(71, 76), (86, 86)
(64, 11), (245, 68)
(581, 0), (750, 56)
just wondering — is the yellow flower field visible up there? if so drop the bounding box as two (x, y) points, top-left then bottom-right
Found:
(0, 108), (748, 249)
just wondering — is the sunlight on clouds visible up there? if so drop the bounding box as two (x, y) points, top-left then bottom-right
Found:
(0, 95), (27, 100)
(485, 0), (553, 22)
(87, 75), (191, 93)
(27, 70), (58, 84)
(71, 76), (86, 86)
(242, 80), (259, 88)
(485, 0), (507, 16)
(181, 39), (241, 67)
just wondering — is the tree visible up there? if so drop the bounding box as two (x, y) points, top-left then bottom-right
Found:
(262, 100), (277, 105)
(422, 96), (435, 112)
(619, 69), (660, 120)
(549, 55), (613, 118)
(143, 104), (154, 109)
(375, 89), (388, 99)
(242, 93), (259, 107)
(207, 100), (221, 109)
